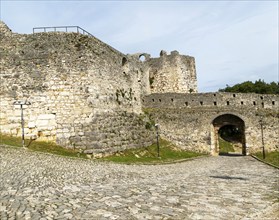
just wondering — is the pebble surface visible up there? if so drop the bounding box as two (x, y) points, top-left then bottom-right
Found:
(0, 145), (278, 220)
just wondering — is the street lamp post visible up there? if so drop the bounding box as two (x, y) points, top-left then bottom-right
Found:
(155, 124), (160, 158)
(13, 100), (31, 148)
(259, 117), (265, 159)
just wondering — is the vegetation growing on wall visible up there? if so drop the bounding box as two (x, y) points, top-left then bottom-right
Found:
(219, 80), (279, 94)
(115, 88), (134, 105)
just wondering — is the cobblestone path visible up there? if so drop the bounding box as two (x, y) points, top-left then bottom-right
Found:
(0, 145), (278, 220)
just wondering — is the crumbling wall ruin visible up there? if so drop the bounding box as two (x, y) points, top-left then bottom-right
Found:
(0, 21), (154, 153)
(147, 50), (197, 94)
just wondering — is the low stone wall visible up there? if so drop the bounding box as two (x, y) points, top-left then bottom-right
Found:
(68, 111), (155, 154)
(143, 93), (279, 154)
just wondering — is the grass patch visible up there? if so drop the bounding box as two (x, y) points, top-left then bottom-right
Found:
(0, 133), (87, 159)
(0, 134), (206, 164)
(0, 133), (23, 147)
(219, 137), (235, 154)
(101, 139), (205, 164)
(254, 151), (279, 167)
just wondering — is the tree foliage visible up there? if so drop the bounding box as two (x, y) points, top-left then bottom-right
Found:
(219, 80), (279, 94)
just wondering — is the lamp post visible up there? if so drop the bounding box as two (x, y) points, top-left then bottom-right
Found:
(155, 124), (160, 158)
(13, 100), (31, 148)
(259, 117), (265, 159)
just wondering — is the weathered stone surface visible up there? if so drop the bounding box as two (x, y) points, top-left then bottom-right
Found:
(0, 145), (278, 219)
(0, 21), (278, 155)
(0, 21), (155, 152)
(148, 50), (197, 93)
(143, 93), (279, 154)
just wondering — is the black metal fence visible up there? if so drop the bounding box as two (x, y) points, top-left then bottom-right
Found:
(33, 26), (93, 37)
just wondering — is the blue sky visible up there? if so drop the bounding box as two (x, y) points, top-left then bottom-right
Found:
(0, 0), (278, 92)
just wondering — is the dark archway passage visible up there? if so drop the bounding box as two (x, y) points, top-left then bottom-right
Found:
(212, 114), (246, 155)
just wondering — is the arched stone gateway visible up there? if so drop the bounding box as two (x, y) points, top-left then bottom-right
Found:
(211, 114), (246, 156)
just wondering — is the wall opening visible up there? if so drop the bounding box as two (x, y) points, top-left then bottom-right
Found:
(122, 57), (127, 66)
(139, 54), (146, 62)
(212, 114), (246, 156)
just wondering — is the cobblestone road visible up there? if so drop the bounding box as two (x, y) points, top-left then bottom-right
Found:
(0, 145), (278, 220)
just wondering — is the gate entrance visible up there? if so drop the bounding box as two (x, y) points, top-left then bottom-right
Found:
(212, 114), (246, 155)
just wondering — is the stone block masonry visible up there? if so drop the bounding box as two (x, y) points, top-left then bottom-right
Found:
(147, 50), (197, 94)
(1, 21), (278, 155)
(143, 93), (279, 155)
(0, 21), (155, 153)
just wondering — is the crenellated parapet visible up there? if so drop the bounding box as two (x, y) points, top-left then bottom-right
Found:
(143, 92), (278, 109)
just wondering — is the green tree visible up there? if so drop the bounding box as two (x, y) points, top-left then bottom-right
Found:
(219, 80), (279, 94)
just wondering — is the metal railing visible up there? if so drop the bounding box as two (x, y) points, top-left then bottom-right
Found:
(32, 25), (122, 54)
(33, 26), (93, 37)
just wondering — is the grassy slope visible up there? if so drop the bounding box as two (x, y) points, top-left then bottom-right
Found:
(101, 139), (205, 164)
(0, 134), (204, 163)
(254, 151), (279, 167)
(219, 137), (235, 154)
(0, 133), (87, 158)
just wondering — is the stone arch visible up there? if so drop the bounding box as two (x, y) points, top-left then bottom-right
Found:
(211, 113), (246, 156)
(139, 53), (150, 62)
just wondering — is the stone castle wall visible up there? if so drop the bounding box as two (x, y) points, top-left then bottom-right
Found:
(0, 21), (155, 153)
(143, 93), (279, 154)
(1, 21), (278, 155)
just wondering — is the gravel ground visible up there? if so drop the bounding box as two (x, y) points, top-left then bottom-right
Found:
(0, 145), (278, 220)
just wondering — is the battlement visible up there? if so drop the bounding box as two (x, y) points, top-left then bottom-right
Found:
(143, 92), (278, 109)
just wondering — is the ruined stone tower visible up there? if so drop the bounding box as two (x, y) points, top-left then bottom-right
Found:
(147, 50), (197, 94)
